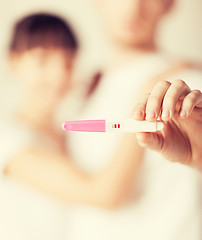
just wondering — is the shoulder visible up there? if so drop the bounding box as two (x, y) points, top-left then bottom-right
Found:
(167, 65), (202, 91)
(143, 53), (202, 92)
(0, 118), (32, 178)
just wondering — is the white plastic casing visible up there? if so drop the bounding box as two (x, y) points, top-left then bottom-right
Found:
(106, 119), (164, 132)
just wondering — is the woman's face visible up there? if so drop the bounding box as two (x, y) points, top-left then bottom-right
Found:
(11, 48), (74, 107)
(99, 0), (173, 46)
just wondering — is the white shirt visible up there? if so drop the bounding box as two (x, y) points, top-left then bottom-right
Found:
(67, 53), (202, 240)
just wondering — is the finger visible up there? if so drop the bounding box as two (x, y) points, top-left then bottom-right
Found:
(145, 81), (171, 121)
(132, 93), (150, 120)
(136, 132), (163, 151)
(179, 90), (202, 118)
(161, 79), (191, 120)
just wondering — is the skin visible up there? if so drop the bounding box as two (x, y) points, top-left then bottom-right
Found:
(9, 48), (74, 152)
(99, 0), (174, 48)
(6, 47), (143, 208)
(98, 0), (202, 171)
(7, 134), (142, 208)
(95, 0), (175, 70)
(6, 0), (201, 211)
(10, 48), (73, 127)
(133, 80), (202, 171)
(8, 1), (175, 206)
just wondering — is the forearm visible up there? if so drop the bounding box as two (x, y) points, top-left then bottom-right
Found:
(5, 149), (95, 205)
(5, 134), (143, 208)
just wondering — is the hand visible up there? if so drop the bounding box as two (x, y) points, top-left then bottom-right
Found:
(132, 79), (202, 170)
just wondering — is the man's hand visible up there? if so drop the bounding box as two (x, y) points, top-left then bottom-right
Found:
(132, 79), (202, 170)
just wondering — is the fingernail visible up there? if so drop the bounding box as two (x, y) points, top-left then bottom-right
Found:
(162, 108), (170, 119)
(180, 109), (186, 118)
(146, 110), (155, 120)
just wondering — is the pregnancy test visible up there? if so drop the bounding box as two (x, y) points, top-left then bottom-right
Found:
(62, 119), (164, 133)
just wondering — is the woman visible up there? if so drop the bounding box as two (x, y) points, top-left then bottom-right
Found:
(0, 12), (143, 240)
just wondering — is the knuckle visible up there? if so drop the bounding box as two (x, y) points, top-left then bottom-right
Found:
(135, 102), (145, 109)
(192, 89), (201, 96)
(145, 92), (151, 96)
(148, 95), (161, 106)
(164, 92), (175, 103)
(174, 79), (186, 88)
(162, 80), (171, 87)
(155, 80), (171, 90)
(184, 90), (202, 107)
(143, 92), (151, 99)
(165, 92), (176, 100)
(184, 98), (194, 109)
(163, 97), (175, 109)
(139, 93), (150, 103)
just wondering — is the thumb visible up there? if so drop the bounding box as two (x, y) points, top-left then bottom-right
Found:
(136, 132), (163, 152)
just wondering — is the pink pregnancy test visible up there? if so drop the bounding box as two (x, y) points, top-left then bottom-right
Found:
(62, 119), (164, 133)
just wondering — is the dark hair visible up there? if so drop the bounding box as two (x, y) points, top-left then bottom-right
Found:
(9, 13), (78, 53)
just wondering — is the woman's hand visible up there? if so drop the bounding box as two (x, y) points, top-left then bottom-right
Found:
(132, 79), (202, 170)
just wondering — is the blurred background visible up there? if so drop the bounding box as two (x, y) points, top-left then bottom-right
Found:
(0, 0), (202, 82)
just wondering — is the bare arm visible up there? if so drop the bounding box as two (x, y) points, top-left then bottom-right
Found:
(5, 133), (143, 208)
